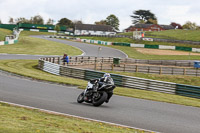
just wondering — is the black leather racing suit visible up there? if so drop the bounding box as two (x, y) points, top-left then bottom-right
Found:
(97, 77), (114, 103)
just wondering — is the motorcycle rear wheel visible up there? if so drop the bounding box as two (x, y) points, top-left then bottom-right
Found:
(92, 91), (108, 107)
(77, 92), (84, 103)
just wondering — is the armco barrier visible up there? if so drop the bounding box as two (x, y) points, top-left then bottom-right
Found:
(175, 46), (192, 52)
(176, 84), (200, 99)
(0, 29), (20, 46)
(38, 58), (200, 99)
(47, 35), (200, 53)
(144, 44), (159, 49)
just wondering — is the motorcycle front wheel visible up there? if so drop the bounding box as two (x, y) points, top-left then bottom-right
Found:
(92, 91), (108, 107)
(77, 92), (84, 103)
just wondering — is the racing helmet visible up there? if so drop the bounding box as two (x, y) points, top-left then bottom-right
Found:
(103, 73), (111, 78)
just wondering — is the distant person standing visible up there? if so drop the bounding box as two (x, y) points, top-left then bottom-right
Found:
(65, 54), (69, 65)
(62, 54), (69, 65)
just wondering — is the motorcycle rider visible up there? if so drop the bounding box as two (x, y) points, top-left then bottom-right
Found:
(91, 73), (114, 103)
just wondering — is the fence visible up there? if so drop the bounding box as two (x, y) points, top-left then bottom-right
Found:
(38, 57), (200, 99)
(42, 56), (195, 67)
(90, 64), (200, 77)
(47, 35), (200, 53)
(41, 56), (200, 77)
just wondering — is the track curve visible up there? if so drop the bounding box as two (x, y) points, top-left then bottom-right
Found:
(0, 36), (200, 133)
(32, 35), (128, 58)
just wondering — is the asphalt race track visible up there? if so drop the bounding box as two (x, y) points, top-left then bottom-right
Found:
(32, 35), (128, 58)
(0, 36), (200, 133)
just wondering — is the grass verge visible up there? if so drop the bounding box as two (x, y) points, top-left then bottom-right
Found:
(0, 31), (82, 55)
(0, 60), (200, 108)
(0, 28), (12, 41)
(72, 37), (200, 60)
(78, 36), (200, 48)
(112, 45), (200, 60)
(118, 29), (200, 42)
(104, 71), (200, 86)
(0, 102), (142, 133)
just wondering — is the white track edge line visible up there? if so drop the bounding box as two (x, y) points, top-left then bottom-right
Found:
(0, 100), (159, 133)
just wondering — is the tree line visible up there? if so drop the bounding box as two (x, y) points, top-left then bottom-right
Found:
(130, 10), (200, 30)
(0, 10), (199, 31)
(0, 14), (120, 31)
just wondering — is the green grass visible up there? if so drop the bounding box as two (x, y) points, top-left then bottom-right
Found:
(1, 31), (200, 132)
(78, 36), (200, 48)
(0, 28), (12, 41)
(104, 70), (200, 86)
(117, 32), (133, 36)
(146, 29), (200, 41)
(75, 37), (200, 60)
(0, 31), (82, 55)
(0, 60), (200, 108)
(113, 45), (200, 60)
(20, 31), (54, 36)
(118, 29), (200, 42)
(0, 102), (141, 133)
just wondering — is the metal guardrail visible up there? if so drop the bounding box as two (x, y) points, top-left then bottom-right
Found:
(38, 57), (200, 98)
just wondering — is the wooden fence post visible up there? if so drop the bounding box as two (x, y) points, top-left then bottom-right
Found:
(136, 65), (138, 72)
(81, 56), (83, 63)
(111, 64), (114, 71)
(184, 68), (186, 75)
(58, 57), (60, 64)
(88, 57), (90, 64)
(109, 57), (111, 63)
(123, 64), (126, 72)
(53, 57), (55, 63)
(159, 67), (162, 75)
(196, 68), (198, 76)
(94, 57), (97, 70)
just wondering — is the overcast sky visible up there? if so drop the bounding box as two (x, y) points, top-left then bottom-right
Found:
(0, 0), (200, 31)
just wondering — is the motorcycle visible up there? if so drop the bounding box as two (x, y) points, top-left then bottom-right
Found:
(77, 79), (115, 107)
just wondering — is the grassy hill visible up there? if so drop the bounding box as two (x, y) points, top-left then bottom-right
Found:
(118, 29), (200, 41)
(0, 31), (82, 56)
(0, 28), (12, 41)
(146, 29), (200, 41)
(79, 35), (200, 48)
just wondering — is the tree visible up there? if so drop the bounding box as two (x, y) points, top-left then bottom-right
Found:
(148, 18), (158, 24)
(106, 14), (119, 31)
(131, 10), (157, 24)
(0, 19), (2, 24)
(15, 17), (29, 24)
(73, 20), (83, 25)
(170, 22), (182, 29)
(30, 15), (44, 24)
(9, 17), (15, 24)
(57, 18), (73, 28)
(54, 25), (60, 33)
(95, 20), (107, 25)
(46, 18), (54, 25)
(182, 21), (198, 30)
